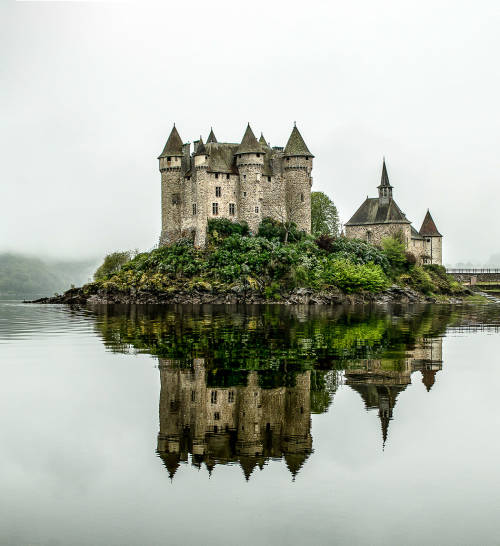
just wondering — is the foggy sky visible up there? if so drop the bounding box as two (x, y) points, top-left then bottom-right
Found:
(2, 0), (500, 264)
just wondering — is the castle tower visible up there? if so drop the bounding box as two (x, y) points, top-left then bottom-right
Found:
(419, 210), (443, 265)
(283, 124), (313, 233)
(235, 124), (265, 233)
(378, 159), (393, 205)
(158, 125), (184, 245)
(193, 137), (210, 247)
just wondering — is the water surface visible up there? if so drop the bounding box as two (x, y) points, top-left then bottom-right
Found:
(1, 302), (500, 546)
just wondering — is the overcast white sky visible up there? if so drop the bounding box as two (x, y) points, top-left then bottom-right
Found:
(2, 0), (500, 264)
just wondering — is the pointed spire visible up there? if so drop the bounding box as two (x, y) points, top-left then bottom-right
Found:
(194, 136), (207, 156)
(378, 158), (393, 188)
(421, 369), (437, 391)
(207, 127), (217, 144)
(259, 132), (268, 147)
(236, 123), (263, 154)
(419, 210), (442, 237)
(284, 124), (313, 157)
(380, 410), (390, 450)
(159, 125), (183, 158)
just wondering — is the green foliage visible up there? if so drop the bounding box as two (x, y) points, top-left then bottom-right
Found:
(257, 217), (304, 243)
(311, 191), (339, 237)
(320, 237), (390, 272)
(207, 218), (249, 238)
(319, 258), (389, 293)
(94, 251), (133, 281)
(381, 236), (407, 272)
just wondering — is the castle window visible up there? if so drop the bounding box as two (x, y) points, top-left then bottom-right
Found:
(212, 202), (219, 215)
(229, 203), (235, 216)
(267, 176), (271, 182)
(171, 193), (180, 205)
(228, 391), (234, 403)
(167, 156), (171, 161)
(214, 412), (220, 421)
(306, 156), (309, 160)
(211, 391), (217, 404)
(215, 173), (219, 179)
(215, 186), (221, 197)
(286, 157), (290, 161)
(243, 175), (246, 180)
(301, 193), (304, 202)
(192, 203), (197, 215)
(255, 206), (259, 213)
(243, 192), (247, 197)
(226, 174), (230, 179)
(256, 153), (260, 158)
(213, 425), (218, 433)
(191, 390), (196, 402)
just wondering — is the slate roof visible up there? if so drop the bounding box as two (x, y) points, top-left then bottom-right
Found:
(346, 198), (410, 225)
(206, 142), (239, 173)
(159, 125), (183, 158)
(207, 128), (217, 144)
(194, 137), (206, 156)
(259, 133), (268, 147)
(236, 124), (264, 154)
(411, 225), (424, 240)
(284, 125), (313, 157)
(419, 210), (442, 237)
(378, 159), (392, 188)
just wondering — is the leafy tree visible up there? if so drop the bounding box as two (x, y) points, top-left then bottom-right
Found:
(257, 217), (303, 243)
(94, 251), (133, 280)
(311, 191), (339, 237)
(381, 236), (407, 272)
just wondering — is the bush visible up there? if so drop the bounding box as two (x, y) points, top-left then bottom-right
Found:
(326, 237), (390, 272)
(405, 252), (417, 266)
(315, 234), (335, 252)
(406, 266), (435, 294)
(382, 237), (407, 272)
(207, 218), (249, 238)
(94, 251), (133, 280)
(257, 217), (304, 243)
(320, 258), (389, 293)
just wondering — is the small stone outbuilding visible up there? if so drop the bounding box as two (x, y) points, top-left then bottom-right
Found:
(345, 160), (443, 265)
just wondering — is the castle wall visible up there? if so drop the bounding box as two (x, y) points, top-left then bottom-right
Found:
(284, 157), (312, 233)
(345, 224), (411, 247)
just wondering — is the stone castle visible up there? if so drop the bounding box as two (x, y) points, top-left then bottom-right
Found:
(345, 159), (443, 265)
(158, 123), (313, 247)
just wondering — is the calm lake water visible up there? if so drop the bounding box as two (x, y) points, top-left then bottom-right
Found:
(1, 301), (500, 546)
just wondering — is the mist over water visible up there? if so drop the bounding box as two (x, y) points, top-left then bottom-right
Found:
(1, 302), (500, 545)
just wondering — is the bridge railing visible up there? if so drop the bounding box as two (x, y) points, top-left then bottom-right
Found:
(446, 268), (500, 274)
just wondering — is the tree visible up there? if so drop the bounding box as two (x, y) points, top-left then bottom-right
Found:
(94, 251), (133, 280)
(311, 192), (339, 237)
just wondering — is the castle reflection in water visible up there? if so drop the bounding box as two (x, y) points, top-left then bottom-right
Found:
(157, 337), (442, 480)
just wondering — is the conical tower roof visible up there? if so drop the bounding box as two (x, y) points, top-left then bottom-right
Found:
(159, 125), (183, 158)
(378, 159), (393, 188)
(284, 452), (310, 479)
(194, 136), (207, 156)
(239, 456), (258, 481)
(207, 128), (217, 144)
(159, 452), (181, 480)
(284, 124), (313, 157)
(236, 123), (264, 154)
(419, 210), (442, 237)
(259, 133), (269, 147)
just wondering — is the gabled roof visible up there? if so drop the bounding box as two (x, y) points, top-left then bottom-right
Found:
(419, 210), (442, 237)
(159, 125), (183, 158)
(207, 128), (217, 144)
(378, 159), (392, 188)
(236, 123), (263, 155)
(346, 198), (410, 225)
(284, 124), (313, 157)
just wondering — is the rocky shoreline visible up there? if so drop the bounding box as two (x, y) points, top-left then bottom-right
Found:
(29, 283), (470, 306)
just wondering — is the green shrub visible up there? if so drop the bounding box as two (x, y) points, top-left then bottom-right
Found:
(320, 258), (389, 293)
(257, 217), (304, 243)
(327, 238), (390, 272)
(207, 218), (249, 238)
(381, 237), (407, 272)
(406, 266), (435, 294)
(94, 251), (133, 280)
